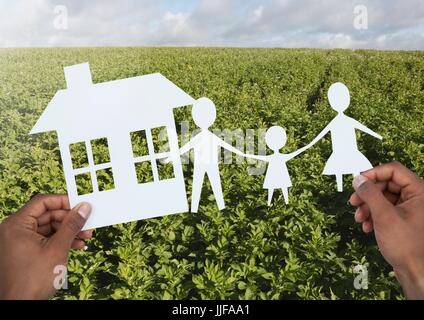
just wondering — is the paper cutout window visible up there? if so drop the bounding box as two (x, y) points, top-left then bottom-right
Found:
(70, 138), (115, 195)
(130, 126), (175, 184)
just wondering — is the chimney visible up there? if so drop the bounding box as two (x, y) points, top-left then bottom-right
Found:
(64, 63), (93, 89)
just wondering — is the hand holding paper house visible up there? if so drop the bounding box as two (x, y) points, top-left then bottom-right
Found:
(30, 63), (195, 230)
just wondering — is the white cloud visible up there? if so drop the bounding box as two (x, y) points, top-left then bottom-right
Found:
(156, 11), (196, 45)
(252, 6), (264, 23)
(0, 0), (423, 49)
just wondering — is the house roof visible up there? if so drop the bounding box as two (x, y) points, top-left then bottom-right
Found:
(30, 64), (195, 140)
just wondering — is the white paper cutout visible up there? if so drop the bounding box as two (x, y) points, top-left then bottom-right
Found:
(242, 83), (382, 204)
(168, 97), (246, 212)
(30, 63), (195, 230)
(31, 66), (383, 229)
(304, 82), (382, 192)
(244, 126), (311, 205)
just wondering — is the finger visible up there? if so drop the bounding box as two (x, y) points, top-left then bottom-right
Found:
(36, 209), (69, 226)
(37, 223), (53, 236)
(18, 194), (70, 219)
(349, 192), (363, 207)
(49, 202), (92, 251)
(38, 224), (92, 238)
(37, 224), (92, 239)
(50, 222), (93, 239)
(71, 239), (86, 250)
(353, 175), (397, 225)
(78, 230), (93, 239)
(362, 220), (374, 233)
(362, 162), (422, 197)
(387, 181), (402, 195)
(350, 181), (387, 206)
(355, 205), (370, 223)
(350, 183), (400, 208)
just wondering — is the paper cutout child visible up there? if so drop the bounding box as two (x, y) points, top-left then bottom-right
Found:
(245, 126), (310, 205)
(170, 97), (246, 212)
(304, 82), (382, 192)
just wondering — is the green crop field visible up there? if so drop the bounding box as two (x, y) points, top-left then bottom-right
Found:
(0, 47), (423, 300)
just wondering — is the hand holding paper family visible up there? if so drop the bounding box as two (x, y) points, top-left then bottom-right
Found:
(175, 82), (382, 210)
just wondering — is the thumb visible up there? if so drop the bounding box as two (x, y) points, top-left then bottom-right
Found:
(353, 175), (395, 223)
(51, 202), (92, 251)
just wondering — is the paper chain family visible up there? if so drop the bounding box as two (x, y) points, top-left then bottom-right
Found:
(31, 63), (382, 230)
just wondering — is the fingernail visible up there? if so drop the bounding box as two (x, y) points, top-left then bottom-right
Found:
(77, 202), (92, 220)
(353, 175), (368, 190)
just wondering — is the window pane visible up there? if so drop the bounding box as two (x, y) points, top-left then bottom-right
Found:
(157, 158), (175, 180)
(96, 167), (115, 192)
(75, 172), (92, 195)
(130, 130), (149, 157)
(135, 161), (154, 184)
(69, 142), (89, 169)
(91, 138), (110, 165)
(151, 126), (170, 153)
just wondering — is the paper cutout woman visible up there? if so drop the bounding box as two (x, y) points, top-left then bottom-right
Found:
(246, 126), (310, 205)
(305, 82), (382, 192)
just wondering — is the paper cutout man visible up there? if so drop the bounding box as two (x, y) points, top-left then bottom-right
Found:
(171, 97), (246, 212)
(245, 126), (311, 205)
(305, 82), (382, 192)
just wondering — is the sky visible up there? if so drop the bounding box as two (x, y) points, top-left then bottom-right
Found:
(0, 0), (423, 49)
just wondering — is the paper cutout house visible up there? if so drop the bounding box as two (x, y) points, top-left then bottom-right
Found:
(31, 63), (194, 230)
